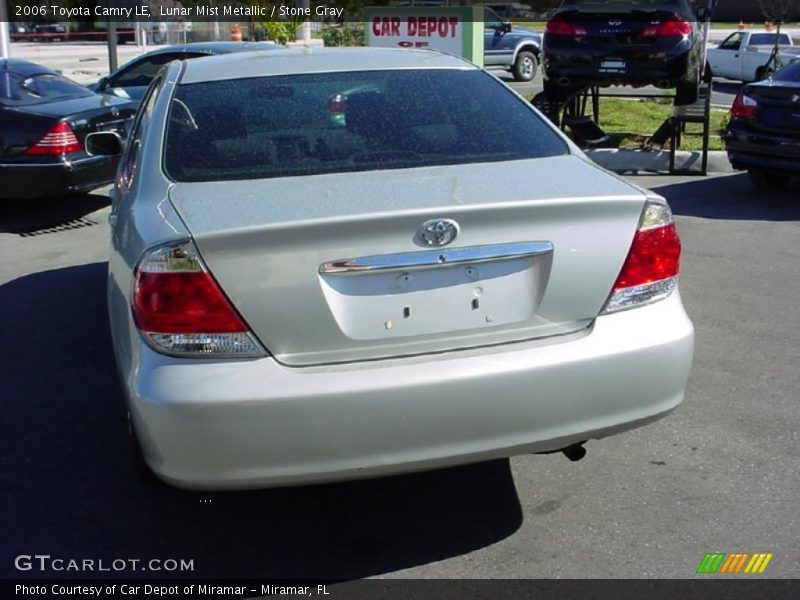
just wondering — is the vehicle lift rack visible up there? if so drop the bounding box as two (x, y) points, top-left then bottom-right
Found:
(532, 81), (713, 176)
(531, 0), (717, 176)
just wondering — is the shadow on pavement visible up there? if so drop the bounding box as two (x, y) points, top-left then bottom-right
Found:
(645, 172), (800, 221)
(0, 263), (522, 580)
(0, 191), (110, 236)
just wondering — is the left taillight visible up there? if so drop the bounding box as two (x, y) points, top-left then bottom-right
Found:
(730, 91), (758, 119)
(602, 200), (682, 314)
(25, 122), (82, 155)
(132, 240), (266, 357)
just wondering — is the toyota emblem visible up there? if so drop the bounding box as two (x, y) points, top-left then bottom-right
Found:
(417, 219), (459, 247)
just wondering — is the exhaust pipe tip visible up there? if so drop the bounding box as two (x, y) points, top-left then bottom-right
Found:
(558, 77), (571, 87)
(562, 442), (587, 462)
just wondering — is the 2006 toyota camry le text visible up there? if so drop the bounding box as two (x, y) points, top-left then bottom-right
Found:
(89, 47), (694, 490)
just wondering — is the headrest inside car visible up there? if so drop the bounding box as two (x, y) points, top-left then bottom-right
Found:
(195, 106), (247, 140)
(344, 92), (396, 137)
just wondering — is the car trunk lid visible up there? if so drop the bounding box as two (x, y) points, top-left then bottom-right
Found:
(170, 155), (647, 366)
(560, 8), (683, 46)
(18, 95), (137, 145)
(748, 82), (800, 135)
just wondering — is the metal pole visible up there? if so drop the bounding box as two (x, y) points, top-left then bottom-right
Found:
(699, 0), (716, 81)
(0, 0), (11, 58)
(108, 18), (118, 72)
(213, 0), (220, 41)
(297, 0), (311, 45)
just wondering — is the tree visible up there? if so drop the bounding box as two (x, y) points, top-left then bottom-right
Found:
(758, 0), (797, 77)
(758, 0), (797, 23)
(242, 1), (306, 43)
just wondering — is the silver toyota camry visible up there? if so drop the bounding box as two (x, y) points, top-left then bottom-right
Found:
(92, 47), (694, 490)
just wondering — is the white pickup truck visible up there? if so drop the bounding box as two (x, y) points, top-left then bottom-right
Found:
(706, 30), (800, 82)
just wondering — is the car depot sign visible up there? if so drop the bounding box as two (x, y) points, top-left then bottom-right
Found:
(365, 7), (484, 67)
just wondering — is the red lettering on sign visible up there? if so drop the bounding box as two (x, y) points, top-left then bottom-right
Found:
(372, 16), (401, 37)
(447, 17), (458, 37)
(391, 15), (460, 38)
(428, 17), (439, 37)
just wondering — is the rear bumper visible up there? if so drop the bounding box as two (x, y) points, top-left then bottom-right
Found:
(0, 155), (118, 199)
(116, 291), (694, 490)
(725, 126), (800, 174)
(543, 44), (693, 88)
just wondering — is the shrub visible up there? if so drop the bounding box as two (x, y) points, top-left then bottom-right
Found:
(320, 24), (365, 47)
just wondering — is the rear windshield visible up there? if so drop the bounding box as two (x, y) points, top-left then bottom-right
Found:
(774, 62), (800, 82)
(748, 33), (791, 46)
(164, 69), (567, 183)
(0, 71), (94, 106)
(558, 0), (689, 19)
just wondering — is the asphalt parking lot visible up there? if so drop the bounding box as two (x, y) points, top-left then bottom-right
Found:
(1, 171), (798, 580)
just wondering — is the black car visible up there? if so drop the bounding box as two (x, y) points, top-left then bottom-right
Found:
(9, 22), (33, 42)
(542, 0), (709, 104)
(0, 59), (137, 200)
(30, 22), (69, 42)
(89, 41), (282, 102)
(724, 62), (800, 190)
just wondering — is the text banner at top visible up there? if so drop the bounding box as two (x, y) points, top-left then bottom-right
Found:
(7, 0), (553, 24)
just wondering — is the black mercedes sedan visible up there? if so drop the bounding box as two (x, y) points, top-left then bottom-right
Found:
(542, 0), (708, 104)
(724, 62), (800, 191)
(89, 41), (281, 102)
(0, 59), (137, 200)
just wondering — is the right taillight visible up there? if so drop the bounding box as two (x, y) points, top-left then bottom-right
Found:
(327, 93), (347, 113)
(546, 14), (587, 36)
(131, 240), (266, 357)
(642, 15), (692, 38)
(731, 91), (758, 119)
(602, 201), (681, 314)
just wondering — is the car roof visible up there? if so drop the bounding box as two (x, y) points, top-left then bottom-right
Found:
(140, 41), (280, 58)
(0, 58), (59, 77)
(180, 47), (476, 84)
